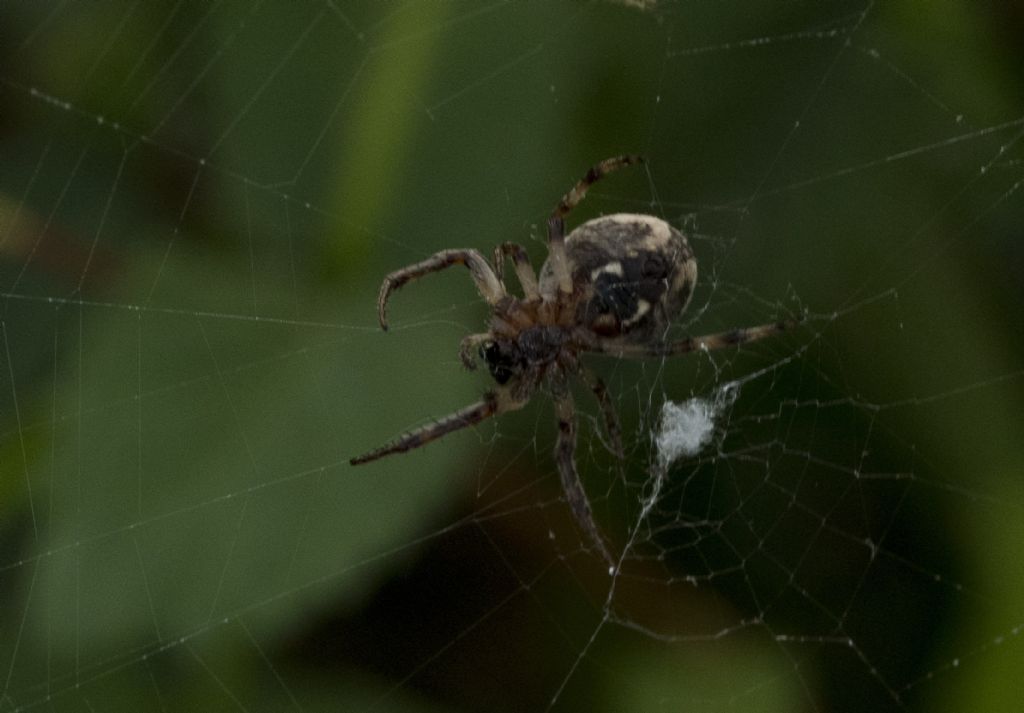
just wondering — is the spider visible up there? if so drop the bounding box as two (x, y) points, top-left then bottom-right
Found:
(350, 155), (798, 565)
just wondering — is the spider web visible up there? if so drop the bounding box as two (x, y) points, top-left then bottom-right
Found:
(1, 1), (1023, 711)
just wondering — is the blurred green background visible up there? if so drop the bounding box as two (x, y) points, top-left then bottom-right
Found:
(1, 1), (1022, 711)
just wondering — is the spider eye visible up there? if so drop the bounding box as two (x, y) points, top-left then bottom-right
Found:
(480, 340), (519, 384)
(481, 341), (499, 362)
(492, 366), (513, 384)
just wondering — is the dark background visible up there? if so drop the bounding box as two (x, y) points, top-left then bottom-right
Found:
(1, 2), (1022, 711)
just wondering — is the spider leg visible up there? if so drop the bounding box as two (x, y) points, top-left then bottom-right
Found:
(377, 249), (504, 330)
(591, 318), (800, 358)
(350, 390), (518, 465)
(458, 332), (491, 370)
(492, 242), (540, 300)
(552, 155), (645, 221)
(546, 155), (645, 295)
(553, 393), (615, 565)
(580, 368), (624, 460)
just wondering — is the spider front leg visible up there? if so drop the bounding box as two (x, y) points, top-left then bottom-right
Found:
(350, 389), (524, 465)
(553, 392), (615, 566)
(592, 318), (801, 358)
(377, 249), (505, 330)
(458, 333), (491, 370)
(546, 155), (644, 295)
(492, 242), (539, 300)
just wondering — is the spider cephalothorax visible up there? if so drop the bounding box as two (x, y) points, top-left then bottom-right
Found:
(482, 326), (564, 382)
(351, 156), (798, 565)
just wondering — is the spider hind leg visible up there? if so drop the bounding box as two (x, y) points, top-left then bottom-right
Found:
(552, 154), (645, 222)
(546, 155), (645, 295)
(593, 318), (801, 358)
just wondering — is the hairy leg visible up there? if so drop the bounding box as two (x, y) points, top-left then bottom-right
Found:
(377, 249), (504, 330)
(458, 332), (491, 370)
(546, 155), (645, 295)
(580, 368), (624, 459)
(592, 318), (800, 358)
(554, 393), (615, 565)
(351, 391), (501, 465)
(492, 242), (540, 300)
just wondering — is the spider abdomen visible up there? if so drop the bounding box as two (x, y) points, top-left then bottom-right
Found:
(542, 213), (696, 343)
